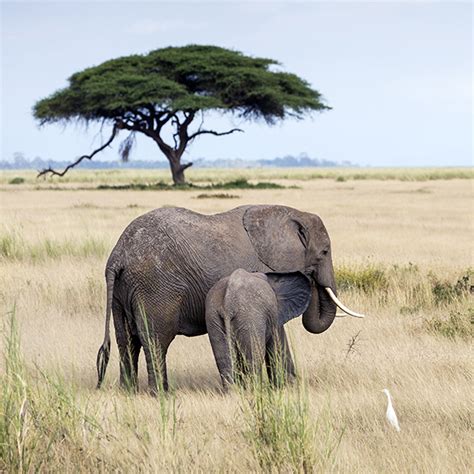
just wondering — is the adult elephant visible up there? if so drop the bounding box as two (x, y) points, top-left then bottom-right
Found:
(96, 205), (363, 392)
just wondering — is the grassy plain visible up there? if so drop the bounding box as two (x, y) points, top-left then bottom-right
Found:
(1, 166), (473, 187)
(1, 168), (473, 472)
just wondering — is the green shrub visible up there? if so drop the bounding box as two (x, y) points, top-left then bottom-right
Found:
(195, 193), (240, 199)
(336, 266), (388, 294)
(424, 308), (473, 340)
(8, 177), (25, 185)
(430, 271), (472, 306)
(212, 178), (285, 190)
(97, 178), (289, 191)
(98, 182), (153, 190)
(335, 176), (346, 182)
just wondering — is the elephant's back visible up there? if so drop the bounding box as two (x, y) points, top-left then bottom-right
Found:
(106, 206), (261, 304)
(108, 206), (251, 267)
(226, 269), (277, 311)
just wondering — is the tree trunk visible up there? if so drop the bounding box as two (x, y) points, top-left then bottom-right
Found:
(155, 145), (192, 186)
(170, 160), (187, 185)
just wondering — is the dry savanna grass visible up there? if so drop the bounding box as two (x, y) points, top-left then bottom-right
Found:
(1, 169), (473, 472)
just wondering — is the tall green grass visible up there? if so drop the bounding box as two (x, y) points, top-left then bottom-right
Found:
(139, 303), (177, 439)
(0, 306), (184, 472)
(239, 364), (343, 472)
(336, 264), (473, 339)
(0, 308), (106, 472)
(0, 229), (109, 261)
(336, 265), (388, 294)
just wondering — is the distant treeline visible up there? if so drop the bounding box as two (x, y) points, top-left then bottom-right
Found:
(1, 152), (356, 170)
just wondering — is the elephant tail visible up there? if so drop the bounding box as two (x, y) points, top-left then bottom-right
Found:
(96, 268), (116, 389)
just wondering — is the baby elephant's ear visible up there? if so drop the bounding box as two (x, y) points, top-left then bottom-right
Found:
(266, 272), (312, 326)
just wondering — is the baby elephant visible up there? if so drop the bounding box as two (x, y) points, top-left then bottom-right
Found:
(205, 268), (311, 389)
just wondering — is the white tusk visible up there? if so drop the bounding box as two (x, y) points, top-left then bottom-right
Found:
(325, 287), (366, 318)
(335, 312), (348, 318)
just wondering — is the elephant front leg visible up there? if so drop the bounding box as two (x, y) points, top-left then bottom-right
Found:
(265, 326), (296, 387)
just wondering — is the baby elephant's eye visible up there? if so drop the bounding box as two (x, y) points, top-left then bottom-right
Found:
(322, 249), (329, 256)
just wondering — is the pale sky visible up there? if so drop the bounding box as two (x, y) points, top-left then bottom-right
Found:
(1, 1), (472, 167)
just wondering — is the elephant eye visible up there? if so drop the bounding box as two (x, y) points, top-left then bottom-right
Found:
(322, 249), (329, 256)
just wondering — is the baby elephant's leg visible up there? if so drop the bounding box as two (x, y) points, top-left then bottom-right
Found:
(265, 326), (296, 386)
(234, 320), (266, 380)
(206, 310), (234, 390)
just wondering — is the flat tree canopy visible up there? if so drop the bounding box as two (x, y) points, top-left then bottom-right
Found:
(34, 45), (330, 184)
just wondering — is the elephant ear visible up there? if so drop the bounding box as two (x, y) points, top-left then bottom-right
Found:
(266, 272), (312, 326)
(243, 206), (308, 272)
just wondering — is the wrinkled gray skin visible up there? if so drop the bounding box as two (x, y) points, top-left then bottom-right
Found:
(206, 269), (312, 390)
(96, 205), (337, 393)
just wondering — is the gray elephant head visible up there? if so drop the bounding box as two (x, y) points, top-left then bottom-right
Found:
(244, 206), (339, 334)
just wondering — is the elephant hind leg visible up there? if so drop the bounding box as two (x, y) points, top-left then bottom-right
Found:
(142, 338), (171, 394)
(112, 301), (141, 392)
(133, 301), (175, 394)
(120, 335), (141, 392)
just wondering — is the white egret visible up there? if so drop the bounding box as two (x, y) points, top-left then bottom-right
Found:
(382, 388), (401, 432)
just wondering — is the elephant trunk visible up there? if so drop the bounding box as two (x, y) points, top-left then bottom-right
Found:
(302, 281), (337, 334)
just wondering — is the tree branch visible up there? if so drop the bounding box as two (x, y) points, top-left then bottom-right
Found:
(37, 125), (119, 178)
(146, 129), (174, 156)
(171, 114), (180, 149)
(181, 111), (196, 130)
(188, 127), (243, 142)
(136, 110), (153, 130)
(176, 110), (196, 155)
(154, 111), (173, 131)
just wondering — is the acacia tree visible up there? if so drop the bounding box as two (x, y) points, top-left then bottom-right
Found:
(34, 45), (330, 185)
